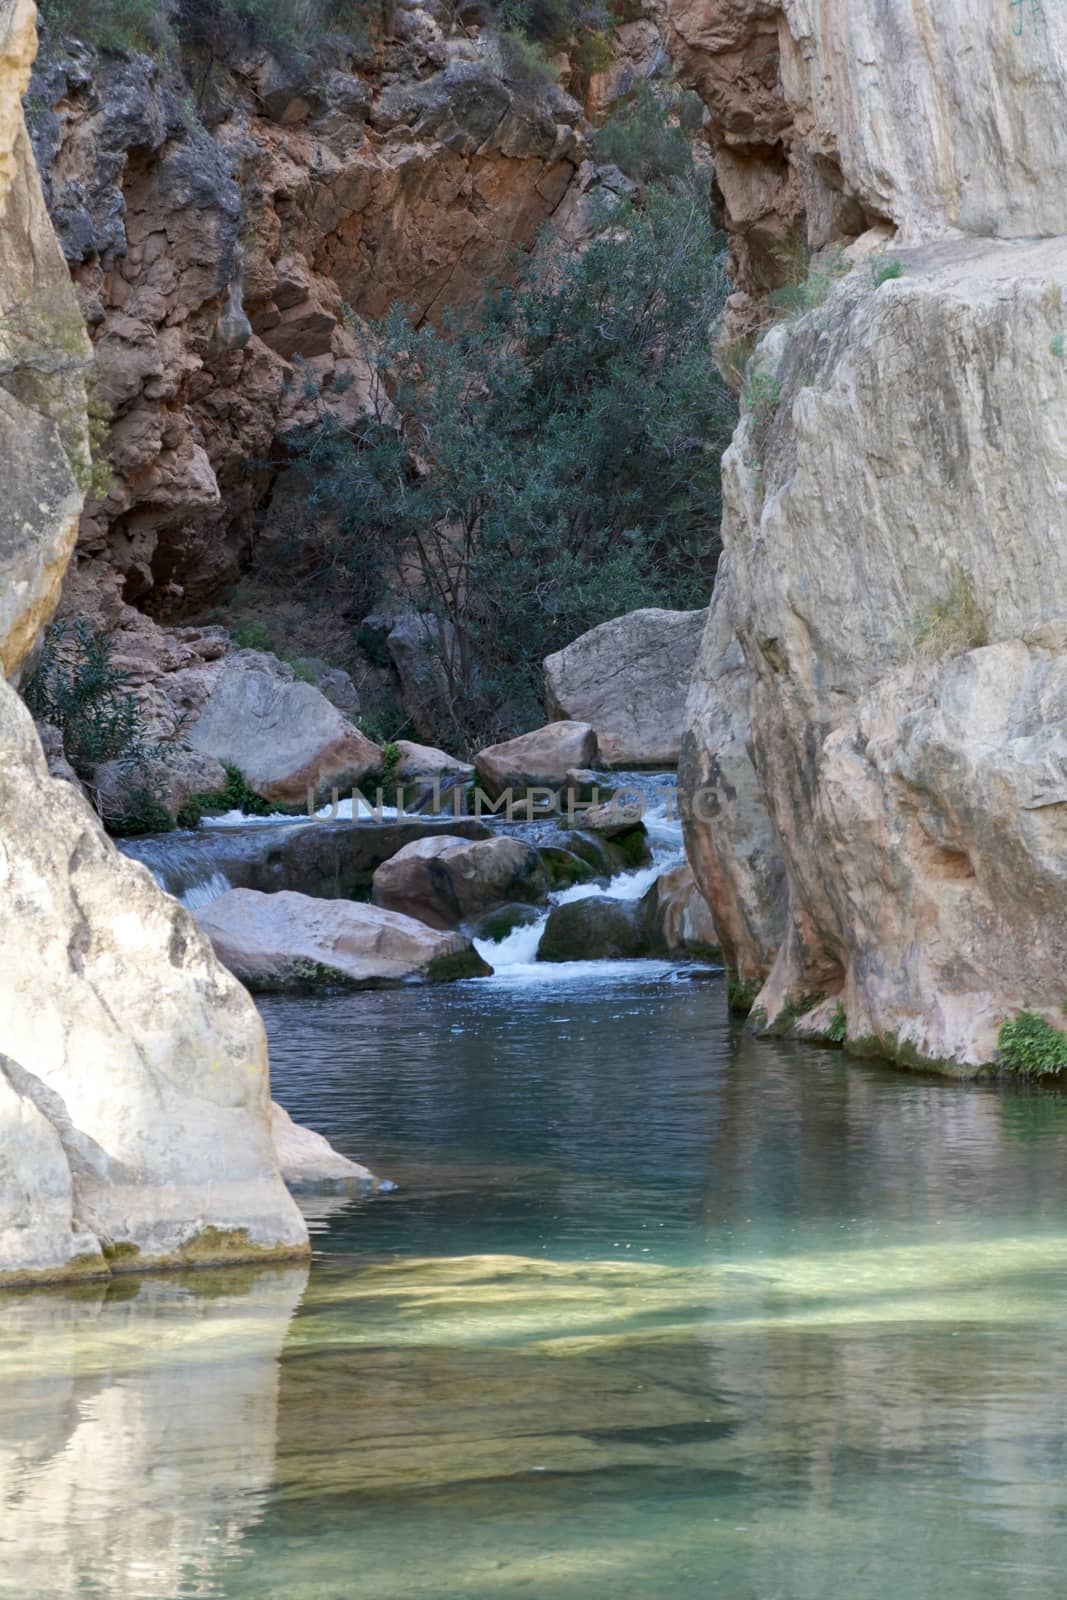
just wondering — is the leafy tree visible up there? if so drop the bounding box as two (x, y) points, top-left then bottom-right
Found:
(290, 182), (735, 746)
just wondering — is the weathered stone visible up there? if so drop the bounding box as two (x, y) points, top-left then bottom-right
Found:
(271, 1103), (378, 1194)
(186, 650), (381, 805)
(475, 721), (599, 800)
(393, 738), (474, 779)
(0, 683), (308, 1279)
(0, 0), (89, 679)
(639, 863), (720, 958)
(688, 236), (1067, 1071)
(91, 748), (228, 826)
(544, 608), (707, 767)
(372, 833), (549, 929)
(537, 897), (645, 962)
(196, 887), (490, 990)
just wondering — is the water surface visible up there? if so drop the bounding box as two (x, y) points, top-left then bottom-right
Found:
(6, 968), (1067, 1599)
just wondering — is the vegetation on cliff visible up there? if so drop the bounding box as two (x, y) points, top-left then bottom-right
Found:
(291, 181), (733, 745)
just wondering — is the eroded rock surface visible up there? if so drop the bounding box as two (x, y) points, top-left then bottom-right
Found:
(372, 833), (549, 929)
(544, 607), (707, 767)
(475, 721), (599, 800)
(197, 886), (490, 988)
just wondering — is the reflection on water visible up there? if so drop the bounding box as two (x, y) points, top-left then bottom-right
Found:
(7, 971), (1067, 1597)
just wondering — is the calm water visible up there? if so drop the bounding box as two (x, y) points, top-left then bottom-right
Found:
(6, 966), (1067, 1598)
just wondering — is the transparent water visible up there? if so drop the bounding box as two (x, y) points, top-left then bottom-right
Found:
(6, 967), (1067, 1599)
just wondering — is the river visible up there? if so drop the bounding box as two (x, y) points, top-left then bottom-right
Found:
(5, 804), (1067, 1597)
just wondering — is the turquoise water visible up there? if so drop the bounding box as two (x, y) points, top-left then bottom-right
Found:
(5, 966), (1067, 1598)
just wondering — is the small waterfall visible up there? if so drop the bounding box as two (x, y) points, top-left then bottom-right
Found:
(118, 836), (235, 909)
(475, 772), (687, 973)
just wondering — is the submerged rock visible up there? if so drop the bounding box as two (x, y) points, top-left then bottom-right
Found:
(372, 834), (549, 930)
(544, 608), (707, 767)
(196, 888), (491, 990)
(271, 1103), (379, 1194)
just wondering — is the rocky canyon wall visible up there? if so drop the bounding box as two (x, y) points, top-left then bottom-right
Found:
(1, 0), (307, 1283)
(680, 0), (1067, 1071)
(27, 6), (593, 626)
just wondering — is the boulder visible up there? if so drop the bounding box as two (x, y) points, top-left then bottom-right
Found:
(571, 798), (645, 838)
(537, 898), (646, 962)
(474, 722), (599, 800)
(0, 685), (309, 1283)
(271, 1103), (378, 1194)
(186, 650), (381, 805)
(196, 889), (491, 990)
(544, 608), (708, 767)
(372, 834), (550, 930)
(393, 739), (474, 779)
(639, 864), (720, 958)
(91, 748), (228, 827)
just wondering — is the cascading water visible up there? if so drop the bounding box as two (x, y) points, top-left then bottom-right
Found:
(473, 772), (688, 975)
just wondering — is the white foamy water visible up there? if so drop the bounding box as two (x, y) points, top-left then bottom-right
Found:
(203, 795), (401, 827)
(475, 775), (687, 974)
(179, 871), (233, 911)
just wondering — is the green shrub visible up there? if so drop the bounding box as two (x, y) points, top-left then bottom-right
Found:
(594, 84), (694, 185)
(765, 242), (848, 322)
(826, 1003), (847, 1044)
(998, 1011), (1067, 1079)
(291, 183), (735, 746)
(745, 369), (782, 429)
(39, 0), (173, 54)
(24, 621), (151, 776)
(231, 619), (273, 651)
(177, 762), (284, 827)
(871, 256), (903, 288)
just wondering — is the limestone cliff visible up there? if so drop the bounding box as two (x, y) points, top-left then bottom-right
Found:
(680, 1), (1067, 1071)
(27, 7), (591, 623)
(1, 0), (307, 1282)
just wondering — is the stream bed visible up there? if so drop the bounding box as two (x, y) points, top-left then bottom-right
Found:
(5, 964), (1067, 1598)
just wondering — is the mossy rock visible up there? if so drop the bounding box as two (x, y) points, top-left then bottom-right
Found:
(538, 846), (598, 890)
(537, 898), (647, 963)
(726, 969), (762, 1016)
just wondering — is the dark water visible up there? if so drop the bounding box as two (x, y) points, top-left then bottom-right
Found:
(6, 967), (1067, 1599)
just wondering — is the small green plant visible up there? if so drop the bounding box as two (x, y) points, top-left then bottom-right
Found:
(39, 0), (174, 54)
(766, 238), (848, 323)
(177, 762), (284, 827)
(826, 1003), (847, 1044)
(231, 620), (273, 651)
(998, 1011), (1067, 1079)
(378, 741), (401, 786)
(79, 387), (114, 500)
(745, 370), (782, 435)
(871, 256), (903, 288)
(910, 567), (989, 661)
(771, 991), (826, 1035)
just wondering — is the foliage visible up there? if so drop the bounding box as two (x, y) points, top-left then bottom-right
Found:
(378, 741), (401, 785)
(176, 762), (287, 827)
(765, 239), (848, 323)
(594, 84), (695, 185)
(998, 1011), (1067, 1079)
(231, 619), (273, 651)
(24, 621), (153, 776)
(744, 369), (781, 430)
(40, 0), (374, 56)
(291, 184), (734, 745)
(871, 256), (903, 288)
(826, 1003), (847, 1045)
(910, 567), (989, 661)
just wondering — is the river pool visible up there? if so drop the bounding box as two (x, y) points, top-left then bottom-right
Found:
(4, 964), (1067, 1598)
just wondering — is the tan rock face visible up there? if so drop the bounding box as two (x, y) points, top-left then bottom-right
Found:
(185, 649), (382, 805)
(544, 607), (708, 767)
(685, 237), (1067, 1069)
(661, 0), (1067, 291)
(371, 833), (549, 929)
(270, 1102), (378, 1195)
(28, 26), (590, 615)
(196, 887), (490, 987)
(0, 0), (89, 678)
(475, 721), (600, 799)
